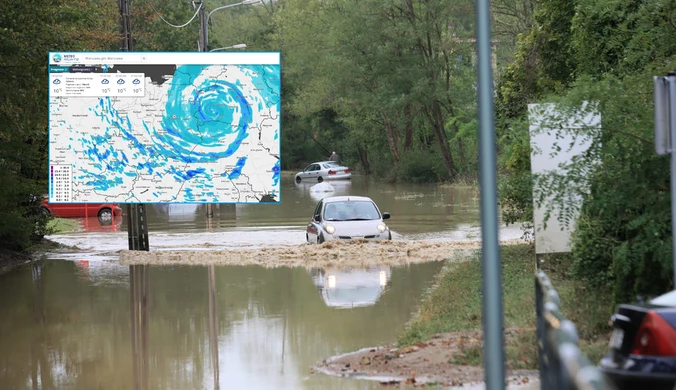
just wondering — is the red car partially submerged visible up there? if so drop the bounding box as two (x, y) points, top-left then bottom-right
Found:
(42, 199), (123, 221)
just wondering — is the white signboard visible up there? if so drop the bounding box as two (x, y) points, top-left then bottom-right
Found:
(48, 52), (281, 204)
(528, 102), (600, 254)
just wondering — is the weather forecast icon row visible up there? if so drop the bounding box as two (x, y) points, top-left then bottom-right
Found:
(50, 73), (145, 97)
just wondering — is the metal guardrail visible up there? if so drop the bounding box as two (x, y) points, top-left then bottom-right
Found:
(536, 271), (616, 390)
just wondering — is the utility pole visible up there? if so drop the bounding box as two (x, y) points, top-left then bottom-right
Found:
(119, 0), (133, 51)
(197, 1), (215, 217)
(119, 0), (149, 250)
(198, 1), (208, 52)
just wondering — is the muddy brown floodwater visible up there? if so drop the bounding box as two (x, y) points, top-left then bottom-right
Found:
(0, 259), (449, 389)
(43, 175), (524, 261)
(4, 175), (533, 389)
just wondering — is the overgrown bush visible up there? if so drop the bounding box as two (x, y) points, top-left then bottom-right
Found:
(535, 71), (675, 303)
(396, 149), (446, 183)
(495, 0), (676, 304)
(499, 173), (533, 225)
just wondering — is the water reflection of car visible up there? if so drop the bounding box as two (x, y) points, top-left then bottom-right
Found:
(295, 161), (351, 183)
(599, 290), (676, 390)
(296, 178), (352, 202)
(41, 199), (122, 222)
(307, 181), (336, 202)
(77, 216), (123, 232)
(309, 267), (391, 308)
(74, 259), (130, 286)
(306, 196), (391, 243)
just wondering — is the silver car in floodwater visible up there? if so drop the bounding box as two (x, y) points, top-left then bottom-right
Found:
(306, 196), (392, 243)
(295, 161), (351, 183)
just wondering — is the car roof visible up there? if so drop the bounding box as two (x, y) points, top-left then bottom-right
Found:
(650, 290), (676, 307)
(312, 161), (340, 165)
(322, 196), (373, 203)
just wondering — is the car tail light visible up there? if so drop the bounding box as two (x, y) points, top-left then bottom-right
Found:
(328, 170), (336, 175)
(344, 169), (351, 173)
(631, 311), (676, 356)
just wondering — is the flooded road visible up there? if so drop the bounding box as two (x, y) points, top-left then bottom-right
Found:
(0, 260), (444, 389)
(44, 175), (522, 259)
(0, 174), (526, 389)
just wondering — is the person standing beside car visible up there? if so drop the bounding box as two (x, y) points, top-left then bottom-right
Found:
(329, 151), (340, 163)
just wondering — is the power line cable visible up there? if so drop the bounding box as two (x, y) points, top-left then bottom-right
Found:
(146, 0), (202, 28)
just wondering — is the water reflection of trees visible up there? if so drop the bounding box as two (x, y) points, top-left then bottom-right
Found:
(127, 262), (444, 388)
(0, 261), (136, 388)
(206, 263), (444, 389)
(0, 260), (444, 389)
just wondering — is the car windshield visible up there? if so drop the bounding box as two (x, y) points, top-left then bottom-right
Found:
(323, 162), (340, 168)
(323, 201), (380, 221)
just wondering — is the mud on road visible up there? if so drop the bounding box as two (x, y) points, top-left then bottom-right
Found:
(119, 239), (523, 268)
(313, 331), (539, 389)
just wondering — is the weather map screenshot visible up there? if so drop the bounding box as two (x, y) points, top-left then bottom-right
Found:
(48, 52), (281, 204)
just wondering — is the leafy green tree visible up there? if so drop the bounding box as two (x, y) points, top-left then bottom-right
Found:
(498, 0), (676, 301)
(0, 0), (119, 250)
(131, 1), (199, 51)
(496, 0), (577, 232)
(267, 0), (479, 181)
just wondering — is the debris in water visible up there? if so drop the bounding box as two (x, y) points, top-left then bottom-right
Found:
(310, 182), (335, 192)
(118, 239), (511, 268)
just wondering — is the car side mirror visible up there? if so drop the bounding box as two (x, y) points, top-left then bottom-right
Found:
(382, 212), (390, 220)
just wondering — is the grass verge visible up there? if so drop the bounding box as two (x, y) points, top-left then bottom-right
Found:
(397, 243), (613, 369)
(47, 218), (80, 234)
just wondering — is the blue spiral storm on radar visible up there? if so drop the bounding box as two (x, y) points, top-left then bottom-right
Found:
(153, 65), (253, 164)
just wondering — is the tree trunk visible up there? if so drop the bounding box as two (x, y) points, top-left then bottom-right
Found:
(404, 103), (413, 151)
(457, 137), (467, 174)
(427, 101), (455, 180)
(358, 146), (371, 174)
(381, 112), (400, 163)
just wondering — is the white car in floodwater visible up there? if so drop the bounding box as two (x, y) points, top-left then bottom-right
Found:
(295, 161), (351, 183)
(306, 196), (392, 243)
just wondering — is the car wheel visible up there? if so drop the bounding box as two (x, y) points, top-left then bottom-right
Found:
(317, 176), (323, 183)
(318, 233), (325, 244)
(98, 208), (113, 222)
(296, 176), (301, 183)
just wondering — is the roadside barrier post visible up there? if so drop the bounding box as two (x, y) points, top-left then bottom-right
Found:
(535, 271), (616, 390)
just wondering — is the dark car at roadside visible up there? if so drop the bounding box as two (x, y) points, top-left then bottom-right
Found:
(600, 290), (676, 390)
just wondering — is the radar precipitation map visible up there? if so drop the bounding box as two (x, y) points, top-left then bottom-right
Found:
(48, 52), (281, 204)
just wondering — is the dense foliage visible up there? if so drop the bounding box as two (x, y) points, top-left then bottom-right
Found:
(0, 0), (193, 250)
(497, 0), (676, 302)
(0, 0), (117, 249)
